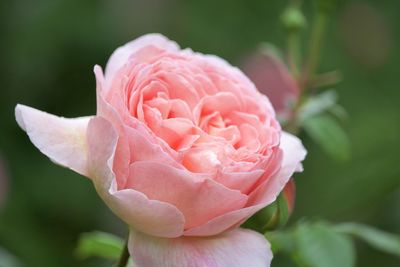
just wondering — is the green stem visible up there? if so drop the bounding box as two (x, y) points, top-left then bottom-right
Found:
(116, 240), (129, 267)
(285, 9), (329, 133)
(288, 31), (301, 78)
(302, 10), (328, 90)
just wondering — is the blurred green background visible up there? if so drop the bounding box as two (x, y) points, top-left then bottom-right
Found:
(0, 0), (399, 266)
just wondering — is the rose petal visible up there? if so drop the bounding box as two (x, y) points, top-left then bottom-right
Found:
(157, 118), (195, 149)
(87, 116), (185, 238)
(126, 161), (248, 229)
(129, 228), (272, 267)
(214, 169), (264, 194)
(15, 104), (90, 176)
(94, 66), (131, 188)
(182, 146), (223, 173)
(184, 205), (258, 236)
(105, 34), (179, 84)
(125, 126), (182, 168)
(247, 131), (306, 206)
(199, 92), (242, 117)
(109, 181), (185, 238)
(237, 123), (261, 151)
(168, 99), (193, 120)
(194, 53), (262, 99)
(159, 71), (200, 107)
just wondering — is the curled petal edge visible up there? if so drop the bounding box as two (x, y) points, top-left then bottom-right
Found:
(15, 104), (91, 177)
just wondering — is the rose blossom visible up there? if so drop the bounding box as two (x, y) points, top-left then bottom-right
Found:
(15, 34), (306, 267)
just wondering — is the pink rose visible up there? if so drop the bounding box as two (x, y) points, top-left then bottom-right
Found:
(15, 34), (306, 267)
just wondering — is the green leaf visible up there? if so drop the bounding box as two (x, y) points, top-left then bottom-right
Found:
(303, 113), (351, 161)
(298, 90), (338, 123)
(328, 104), (348, 122)
(334, 223), (400, 257)
(76, 231), (124, 260)
(0, 247), (22, 267)
(294, 222), (356, 267)
(265, 230), (294, 254)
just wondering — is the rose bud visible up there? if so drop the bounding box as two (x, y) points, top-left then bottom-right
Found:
(245, 178), (297, 231)
(15, 34), (306, 267)
(241, 46), (300, 123)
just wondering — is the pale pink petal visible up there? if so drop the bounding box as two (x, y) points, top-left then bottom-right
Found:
(145, 97), (171, 119)
(208, 125), (240, 145)
(94, 66), (131, 188)
(182, 146), (223, 173)
(87, 116), (185, 238)
(126, 161), (248, 229)
(157, 118), (195, 149)
(247, 131), (306, 206)
(15, 104), (91, 176)
(168, 99), (193, 120)
(237, 123), (261, 151)
(125, 126), (182, 168)
(214, 169), (264, 194)
(109, 181), (185, 238)
(193, 52), (262, 99)
(159, 71), (200, 107)
(175, 134), (200, 152)
(198, 92), (241, 118)
(105, 34), (179, 84)
(183, 205), (259, 236)
(129, 228), (272, 267)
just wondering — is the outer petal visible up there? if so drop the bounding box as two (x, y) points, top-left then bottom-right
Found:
(184, 205), (259, 236)
(86, 116), (185, 238)
(94, 65), (131, 188)
(105, 34), (179, 84)
(184, 132), (306, 236)
(126, 161), (248, 229)
(214, 169), (265, 194)
(15, 104), (90, 176)
(247, 131), (306, 206)
(129, 228), (272, 267)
